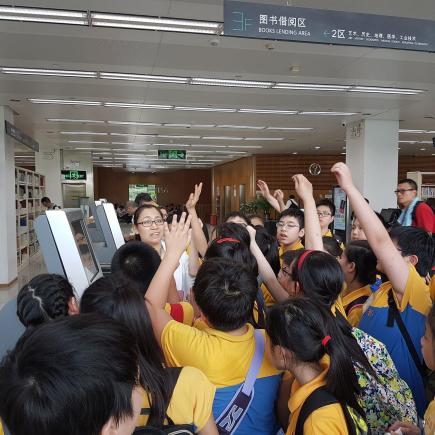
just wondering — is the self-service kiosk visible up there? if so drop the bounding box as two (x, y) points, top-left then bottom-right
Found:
(35, 209), (103, 299)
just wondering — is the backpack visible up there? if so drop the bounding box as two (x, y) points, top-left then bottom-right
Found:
(133, 368), (195, 435)
(295, 387), (369, 435)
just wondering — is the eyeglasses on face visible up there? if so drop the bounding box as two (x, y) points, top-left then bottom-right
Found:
(317, 212), (332, 217)
(394, 188), (416, 195)
(137, 218), (164, 228)
(276, 221), (300, 229)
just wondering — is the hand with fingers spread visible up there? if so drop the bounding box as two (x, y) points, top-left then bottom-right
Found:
(257, 180), (282, 213)
(273, 189), (284, 202)
(292, 174), (313, 202)
(163, 212), (192, 261)
(331, 162), (355, 192)
(186, 182), (203, 213)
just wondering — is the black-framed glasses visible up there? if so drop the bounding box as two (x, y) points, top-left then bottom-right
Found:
(276, 221), (299, 229)
(137, 218), (164, 228)
(317, 211), (332, 217)
(394, 188), (416, 195)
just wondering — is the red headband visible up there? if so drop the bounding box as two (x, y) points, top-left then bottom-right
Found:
(322, 335), (331, 347)
(297, 250), (314, 271)
(216, 237), (240, 245)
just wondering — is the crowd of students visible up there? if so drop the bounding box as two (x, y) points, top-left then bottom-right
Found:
(0, 162), (434, 435)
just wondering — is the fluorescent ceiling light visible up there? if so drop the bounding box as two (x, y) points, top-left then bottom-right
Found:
(104, 102), (173, 109)
(239, 109), (298, 115)
(246, 137), (284, 141)
(29, 98), (101, 106)
(399, 129), (435, 134)
(191, 78), (272, 88)
(110, 133), (156, 137)
(203, 136), (243, 140)
(76, 147), (111, 150)
(100, 72), (189, 83)
(349, 86), (423, 95)
(188, 150), (215, 153)
(163, 124), (192, 128)
(265, 127), (313, 131)
(274, 83), (348, 91)
(47, 118), (105, 124)
(191, 144), (227, 148)
(108, 121), (162, 126)
(228, 145), (262, 149)
(91, 12), (221, 35)
(175, 106), (237, 113)
(60, 131), (108, 135)
(0, 6), (88, 25)
(191, 124), (216, 128)
(216, 125), (265, 130)
(215, 150), (247, 154)
(155, 144), (190, 147)
(299, 111), (358, 116)
(1, 67), (96, 78)
(68, 141), (110, 145)
(157, 135), (201, 139)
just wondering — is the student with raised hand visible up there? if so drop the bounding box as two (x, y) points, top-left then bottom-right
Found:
(146, 213), (286, 435)
(331, 161), (433, 417)
(81, 276), (217, 434)
(257, 180), (283, 214)
(0, 314), (142, 435)
(338, 241), (377, 327)
(16, 273), (79, 328)
(267, 297), (368, 435)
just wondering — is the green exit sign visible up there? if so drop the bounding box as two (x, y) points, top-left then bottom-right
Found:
(158, 150), (186, 160)
(61, 170), (87, 180)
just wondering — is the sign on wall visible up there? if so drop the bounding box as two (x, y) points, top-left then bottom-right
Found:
(61, 170), (87, 181)
(224, 0), (435, 53)
(332, 186), (347, 231)
(128, 184), (157, 201)
(158, 150), (186, 160)
(5, 120), (39, 151)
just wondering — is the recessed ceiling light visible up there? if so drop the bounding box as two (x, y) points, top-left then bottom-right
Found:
(315, 146), (321, 149)
(420, 148), (427, 151)
(292, 152), (298, 155)
(341, 152), (346, 155)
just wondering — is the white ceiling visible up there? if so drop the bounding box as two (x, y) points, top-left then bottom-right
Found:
(2, 0), (435, 171)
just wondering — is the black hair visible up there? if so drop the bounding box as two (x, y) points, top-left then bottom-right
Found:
(193, 258), (258, 331)
(80, 276), (170, 427)
(111, 241), (161, 296)
(278, 208), (305, 229)
(267, 298), (363, 415)
(282, 249), (304, 267)
(206, 226), (258, 277)
(0, 314), (139, 435)
(246, 214), (264, 225)
(322, 237), (343, 258)
(41, 196), (50, 204)
(344, 241), (377, 286)
(224, 211), (251, 226)
(133, 204), (163, 225)
(427, 303), (435, 344)
(398, 178), (418, 191)
(291, 250), (344, 309)
(389, 225), (434, 277)
(351, 211), (387, 228)
(316, 198), (336, 216)
(135, 192), (153, 206)
(255, 225), (280, 275)
(16, 274), (75, 329)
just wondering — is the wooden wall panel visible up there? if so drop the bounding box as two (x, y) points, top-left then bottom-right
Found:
(211, 157), (255, 218)
(94, 168), (211, 220)
(398, 156), (435, 184)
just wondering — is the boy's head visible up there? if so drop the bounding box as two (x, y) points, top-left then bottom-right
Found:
(316, 199), (335, 232)
(276, 208), (305, 247)
(0, 314), (141, 435)
(111, 241), (161, 296)
(389, 226), (434, 277)
(192, 258), (258, 332)
(225, 211), (250, 227)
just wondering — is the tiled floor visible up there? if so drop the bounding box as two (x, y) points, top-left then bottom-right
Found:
(0, 253), (46, 309)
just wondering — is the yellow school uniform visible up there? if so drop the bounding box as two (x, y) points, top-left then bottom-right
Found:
(342, 285), (372, 327)
(261, 283), (276, 307)
(161, 321), (282, 434)
(425, 397), (435, 434)
(287, 355), (363, 434)
(279, 240), (304, 264)
(164, 302), (194, 326)
(429, 275), (435, 303)
(333, 295), (348, 320)
(0, 420), (3, 435)
(137, 366), (215, 432)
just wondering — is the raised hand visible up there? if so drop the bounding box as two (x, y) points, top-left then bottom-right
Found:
(257, 180), (273, 199)
(186, 182), (203, 212)
(273, 189), (284, 202)
(331, 162), (354, 192)
(292, 174), (313, 202)
(246, 224), (257, 242)
(163, 212), (192, 259)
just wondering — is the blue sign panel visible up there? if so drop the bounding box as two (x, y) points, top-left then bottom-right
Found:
(224, 1), (435, 52)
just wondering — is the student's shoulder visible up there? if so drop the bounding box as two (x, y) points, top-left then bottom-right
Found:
(304, 404), (348, 434)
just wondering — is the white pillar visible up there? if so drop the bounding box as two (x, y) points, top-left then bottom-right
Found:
(0, 106), (18, 285)
(346, 119), (399, 211)
(35, 147), (63, 207)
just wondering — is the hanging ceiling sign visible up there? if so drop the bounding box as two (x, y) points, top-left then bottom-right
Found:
(224, 1), (435, 53)
(5, 121), (39, 151)
(158, 150), (186, 160)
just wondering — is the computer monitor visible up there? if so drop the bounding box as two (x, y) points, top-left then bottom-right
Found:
(35, 209), (103, 298)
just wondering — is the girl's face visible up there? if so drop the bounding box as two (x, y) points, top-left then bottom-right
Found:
(351, 218), (367, 241)
(337, 250), (354, 283)
(278, 262), (297, 296)
(135, 207), (164, 247)
(421, 322), (435, 370)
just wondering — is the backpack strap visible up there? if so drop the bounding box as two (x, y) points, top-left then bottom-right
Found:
(216, 330), (265, 435)
(345, 295), (370, 317)
(386, 289), (426, 379)
(295, 387), (358, 435)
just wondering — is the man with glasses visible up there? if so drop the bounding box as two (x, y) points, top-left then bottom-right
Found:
(396, 179), (434, 233)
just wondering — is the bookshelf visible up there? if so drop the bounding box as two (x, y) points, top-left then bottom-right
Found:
(15, 167), (45, 268)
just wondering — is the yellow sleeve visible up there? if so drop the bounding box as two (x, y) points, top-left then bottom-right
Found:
(168, 367), (216, 432)
(0, 420), (4, 435)
(333, 296), (348, 320)
(164, 302), (195, 326)
(347, 306), (363, 328)
(430, 276), (435, 303)
(303, 405), (349, 435)
(398, 264), (431, 315)
(261, 283), (276, 307)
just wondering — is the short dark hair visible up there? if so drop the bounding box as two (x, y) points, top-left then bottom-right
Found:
(224, 211), (251, 226)
(254, 226), (280, 275)
(246, 214), (264, 225)
(282, 249), (304, 267)
(278, 208), (305, 229)
(111, 241), (161, 296)
(0, 314), (139, 435)
(193, 259), (258, 331)
(389, 226), (434, 277)
(41, 196), (50, 204)
(398, 178), (418, 191)
(218, 222), (251, 246)
(16, 274), (75, 329)
(135, 192), (153, 206)
(344, 240), (377, 286)
(322, 237), (343, 258)
(133, 204), (163, 226)
(427, 304), (435, 343)
(316, 199), (336, 216)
